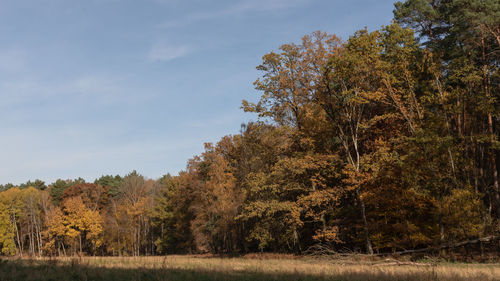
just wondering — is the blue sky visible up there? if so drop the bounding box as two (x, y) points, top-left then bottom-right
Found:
(0, 0), (396, 184)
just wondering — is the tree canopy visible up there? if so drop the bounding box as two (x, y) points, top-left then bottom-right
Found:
(0, 0), (498, 258)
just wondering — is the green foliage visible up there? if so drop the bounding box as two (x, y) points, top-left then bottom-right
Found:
(0, 183), (14, 192)
(19, 179), (47, 190)
(150, 175), (177, 254)
(95, 175), (123, 197)
(49, 179), (70, 205)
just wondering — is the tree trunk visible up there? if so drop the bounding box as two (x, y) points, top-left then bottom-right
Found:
(481, 33), (500, 218)
(488, 113), (500, 218)
(356, 189), (373, 255)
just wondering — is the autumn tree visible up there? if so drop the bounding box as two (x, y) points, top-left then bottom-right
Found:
(105, 171), (154, 256)
(188, 139), (245, 253)
(45, 196), (103, 256)
(62, 183), (108, 211)
(0, 201), (15, 255)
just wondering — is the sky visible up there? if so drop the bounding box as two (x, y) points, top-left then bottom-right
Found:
(0, 0), (396, 184)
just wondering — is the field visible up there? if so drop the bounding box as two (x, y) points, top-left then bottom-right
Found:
(0, 256), (499, 281)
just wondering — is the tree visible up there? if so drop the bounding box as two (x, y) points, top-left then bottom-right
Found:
(394, 0), (500, 220)
(189, 140), (244, 253)
(49, 180), (70, 205)
(62, 183), (108, 211)
(20, 179), (47, 190)
(150, 175), (177, 254)
(105, 171), (154, 256)
(45, 196), (103, 256)
(95, 175), (123, 197)
(0, 201), (16, 255)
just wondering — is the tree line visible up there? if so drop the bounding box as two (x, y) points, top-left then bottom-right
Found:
(0, 0), (499, 257)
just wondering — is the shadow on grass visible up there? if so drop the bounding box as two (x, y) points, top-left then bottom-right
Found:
(0, 259), (336, 281)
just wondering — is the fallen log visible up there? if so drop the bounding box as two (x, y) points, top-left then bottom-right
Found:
(374, 261), (431, 266)
(388, 235), (500, 256)
(304, 235), (500, 257)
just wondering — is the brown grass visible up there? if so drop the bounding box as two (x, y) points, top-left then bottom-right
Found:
(0, 255), (499, 281)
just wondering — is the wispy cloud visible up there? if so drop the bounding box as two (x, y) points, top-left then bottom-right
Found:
(159, 0), (309, 29)
(148, 43), (192, 62)
(0, 73), (152, 109)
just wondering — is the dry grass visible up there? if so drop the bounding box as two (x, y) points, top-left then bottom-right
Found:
(0, 255), (499, 281)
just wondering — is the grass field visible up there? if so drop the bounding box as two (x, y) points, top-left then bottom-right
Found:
(0, 255), (499, 281)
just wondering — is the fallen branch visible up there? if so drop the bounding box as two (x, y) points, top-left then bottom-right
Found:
(304, 235), (500, 258)
(371, 258), (431, 266)
(389, 235), (500, 256)
(374, 261), (431, 266)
